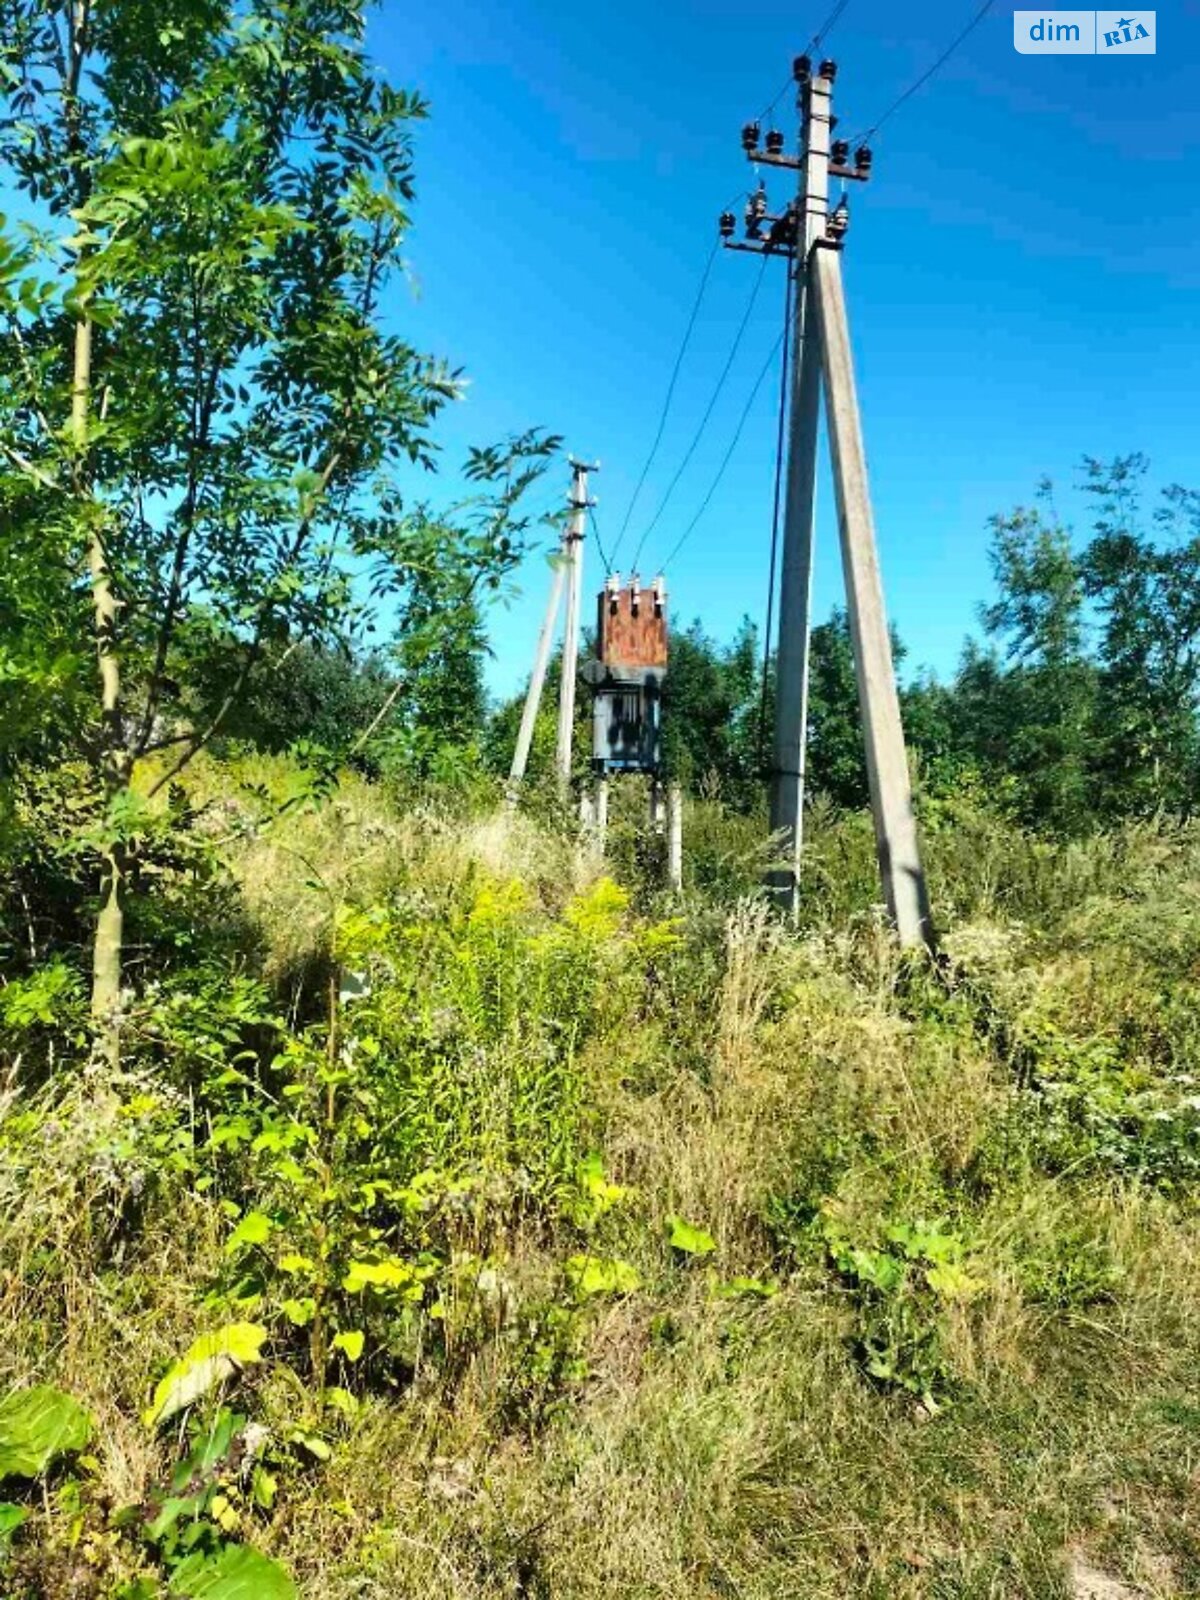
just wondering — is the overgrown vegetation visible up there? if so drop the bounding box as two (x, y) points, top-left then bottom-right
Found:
(0, 0), (558, 1058)
(4, 5), (1200, 1598)
(4, 768), (1200, 1596)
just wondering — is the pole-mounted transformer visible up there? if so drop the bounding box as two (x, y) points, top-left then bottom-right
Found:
(581, 573), (680, 885)
(583, 573), (668, 776)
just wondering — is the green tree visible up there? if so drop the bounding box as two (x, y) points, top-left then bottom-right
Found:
(661, 618), (762, 806)
(0, 477), (90, 765)
(958, 488), (1099, 832)
(384, 528), (489, 775)
(207, 640), (397, 763)
(805, 609), (867, 809)
(1079, 455), (1200, 818)
(901, 670), (973, 798)
(948, 459), (1200, 832)
(0, 2), (553, 1048)
(804, 608), (925, 811)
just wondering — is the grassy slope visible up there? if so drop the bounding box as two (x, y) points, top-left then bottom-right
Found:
(5, 761), (1200, 1598)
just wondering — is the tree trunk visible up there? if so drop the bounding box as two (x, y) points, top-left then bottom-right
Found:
(90, 837), (126, 1033)
(74, 315), (128, 1056)
(59, 1), (125, 1056)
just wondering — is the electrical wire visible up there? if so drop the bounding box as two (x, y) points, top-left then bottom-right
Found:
(657, 325), (787, 575)
(531, 485), (569, 529)
(752, 0), (858, 129)
(628, 255), (769, 575)
(849, 0), (996, 145)
(611, 11), (849, 583)
(609, 241), (720, 571)
(612, 17), (851, 572)
(757, 266), (793, 774)
(750, 0), (855, 130)
(753, 75), (795, 134)
(587, 504), (615, 578)
(610, 62), (794, 572)
(809, 0), (855, 53)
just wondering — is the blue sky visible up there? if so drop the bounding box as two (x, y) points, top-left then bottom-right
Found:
(370, 1), (1200, 700)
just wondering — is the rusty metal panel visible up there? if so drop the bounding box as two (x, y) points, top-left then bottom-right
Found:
(597, 580), (668, 669)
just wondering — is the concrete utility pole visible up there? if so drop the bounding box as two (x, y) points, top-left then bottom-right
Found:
(508, 547), (568, 793)
(769, 66), (830, 907)
(555, 459), (595, 792)
(811, 242), (931, 946)
(718, 55), (933, 949)
(508, 458), (596, 798)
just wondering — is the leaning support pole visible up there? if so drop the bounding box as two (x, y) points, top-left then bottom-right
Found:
(508, 549), (567, 796)
(810, 241), (933, 950)
(555, 459), (593, 794)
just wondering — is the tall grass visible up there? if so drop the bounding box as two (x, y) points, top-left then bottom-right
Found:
(4, 774), (1200, 1596)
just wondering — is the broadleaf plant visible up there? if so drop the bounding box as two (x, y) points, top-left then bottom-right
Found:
(0, 1384), (92, 1479)
(143, 1323), (268, 1428)
(0, 0), (557, 1057)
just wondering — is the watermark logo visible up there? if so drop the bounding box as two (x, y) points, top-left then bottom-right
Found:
(1096, 11), (1155, 50)
(1013, 10), (1155, 53)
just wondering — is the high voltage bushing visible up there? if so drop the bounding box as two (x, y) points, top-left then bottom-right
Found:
(830, 141), (874, 185)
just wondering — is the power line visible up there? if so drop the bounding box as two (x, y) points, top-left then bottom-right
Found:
(610, 242), (719, 570)
(658, 326), (786, 573)
(850, 0), (996, 144)
(753, 75), (795, 134)
(629, 255), (769, 574)
(610, 58), (808, 572)
(809, 0), (854, 52)
(587, 504), (615, 578)
(752, 0), (858, 125)
(612, 104), (781, 576)
(530, 486), (569, 527)
(613, 24), (852, 572)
